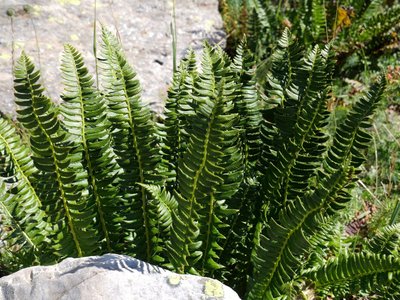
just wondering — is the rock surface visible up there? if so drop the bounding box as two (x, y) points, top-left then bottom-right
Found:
(0, 0), (225, 115)
(0, 253), (241, 300)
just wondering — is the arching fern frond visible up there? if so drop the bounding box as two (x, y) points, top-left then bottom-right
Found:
(14, 53), (96, 258)
(167, 44), (243, 275)
(307, 252), (400, 298)
(60, 44), (123, 253)
(98, 27), (163, 262)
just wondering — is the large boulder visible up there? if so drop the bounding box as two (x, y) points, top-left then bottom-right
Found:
(0, 254), (240, 300)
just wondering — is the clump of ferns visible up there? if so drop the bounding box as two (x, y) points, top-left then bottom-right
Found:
(232, 0), (400, 77)
(0, 27), (400, 299)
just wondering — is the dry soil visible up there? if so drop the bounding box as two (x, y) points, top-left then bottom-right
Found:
(0, 0), (225, 115)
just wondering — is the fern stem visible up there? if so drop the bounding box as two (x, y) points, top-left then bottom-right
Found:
(136, 143), (152, 261)
(25, 7), (42, 70)
(275, 0), (283, 20)
(93, 0), (99, 87)
(323, 0), (328, 42)
(372, 128), (379, 191)
(332, 0), (340, 39)
(86, 157), (111, 252)
(390, 198), (400, 225)
(171, 0), (177, 73)
(109, 0), (122, 42)
(201, 192), (216, 274)
(7, 8), (15, 76)
(357, 180), (379, 203)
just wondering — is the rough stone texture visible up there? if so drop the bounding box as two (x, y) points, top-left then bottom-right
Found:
(0, 254), (241, 300)
(0, 0), (225, 115)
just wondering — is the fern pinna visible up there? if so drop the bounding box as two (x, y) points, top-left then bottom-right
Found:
(1, 28), (399, 299)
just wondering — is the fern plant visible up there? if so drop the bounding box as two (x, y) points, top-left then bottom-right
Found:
(222, 0), (400, 77)
(1, 27), (399, 299)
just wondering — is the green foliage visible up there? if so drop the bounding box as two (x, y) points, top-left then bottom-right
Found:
(0, 28), (399, 299)
(307, 252), (400, 298)
(218, 0), (250, 56)
(222, 0), (400, 77)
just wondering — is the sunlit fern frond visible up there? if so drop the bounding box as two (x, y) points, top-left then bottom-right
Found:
(98, 27), (163, 262)
(14, 53), (97, 258)
(60, 44), (123, 253)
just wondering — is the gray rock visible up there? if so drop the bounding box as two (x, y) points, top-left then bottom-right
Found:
(0, 254), (241, 300)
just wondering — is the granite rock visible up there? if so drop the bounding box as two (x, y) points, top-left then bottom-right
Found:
(0, 253), (240, 300)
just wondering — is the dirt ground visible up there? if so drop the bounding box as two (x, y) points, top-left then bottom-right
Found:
(0, 0), (225, 116)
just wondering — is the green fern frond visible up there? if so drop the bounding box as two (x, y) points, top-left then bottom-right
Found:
(98, 27), (163, 261)
(260, 41), (332, 216)
(161, 50), (198, 189)
(247, 0), (276, 59)
(267, 28), (304, 95)
(140, 184), (178, 263)
(249, 168), (353, 299)
(258, 29), (303, 178)
(310, 0), (327, 41)
(232, 40), (262, 167)
(60, 44), (124, 253)
(167, 44), (243, 275)
(294, 0), (327, 44)
(368, 223), (400, 256)
(323, 77), (386, 183)
(308, 252), (400, 297)
(14, 53), (96, 258)
(212, 40), (262, 294)
(0, 118), (50, 266)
